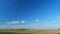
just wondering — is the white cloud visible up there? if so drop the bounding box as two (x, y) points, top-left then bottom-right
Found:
(18, 23), (44, 29)
(7, 21), (20, 24)
(7, 20), (26, 24)
(57, 16), (60, 18)
(0, 26), (7, 29)
(35, 19), (40, 22)
(21, 20), (25, 24)
(53, 21), (60, 24)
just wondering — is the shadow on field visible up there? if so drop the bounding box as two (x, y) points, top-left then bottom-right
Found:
(0, 32), (33, 34)
(57, 33), (60, 34)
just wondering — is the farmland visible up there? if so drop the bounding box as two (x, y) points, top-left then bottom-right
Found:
(0, 29), (60, 34)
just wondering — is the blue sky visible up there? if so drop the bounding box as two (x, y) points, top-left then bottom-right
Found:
(0, 0), (60, 29)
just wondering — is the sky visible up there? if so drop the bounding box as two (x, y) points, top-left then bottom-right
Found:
(0, 0), (60, 29)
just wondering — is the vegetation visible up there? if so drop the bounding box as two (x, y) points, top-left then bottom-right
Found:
(0, 29), (60, 34)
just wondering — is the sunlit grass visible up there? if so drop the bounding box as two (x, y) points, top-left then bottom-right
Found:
(0, 29), (60, 34)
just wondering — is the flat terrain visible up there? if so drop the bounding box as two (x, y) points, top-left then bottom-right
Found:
(0, 29), (60, 34)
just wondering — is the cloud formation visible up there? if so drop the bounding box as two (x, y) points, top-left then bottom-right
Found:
(21, 20), (25, 24)
(0, 26), (7, 29)
(7, 21), (20, 24)
(7, 20), (26, 24)
(35, 19), (40, 22)
(57, 16), (60, 18)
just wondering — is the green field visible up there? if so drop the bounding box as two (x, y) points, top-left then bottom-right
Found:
(0, 29), (60, 34)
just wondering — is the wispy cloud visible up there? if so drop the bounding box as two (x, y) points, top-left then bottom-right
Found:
(53, 21), (60, 24)
(57, 16), (60, 18)
(0, 26), (7, 29)
(21, 20), (26, 24)
(7, 21), (20, 24)
(35, 19), (40, 22)
(6, 20), (26, 24)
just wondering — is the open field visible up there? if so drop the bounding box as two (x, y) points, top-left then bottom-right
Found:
(0, 29), (60, 34)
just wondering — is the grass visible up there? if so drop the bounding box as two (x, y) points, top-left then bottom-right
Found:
(0, 29), (60, 34)
(0, 32), (34, 34)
